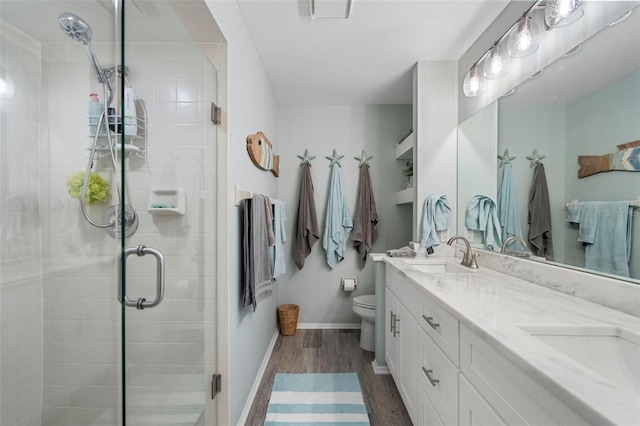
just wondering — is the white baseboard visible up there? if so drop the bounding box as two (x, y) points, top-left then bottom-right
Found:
(236, 328), (279, 426)
(297, 323), (361, 329)
(371, 359), (390, 375)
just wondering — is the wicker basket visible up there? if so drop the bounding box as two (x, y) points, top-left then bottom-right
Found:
(277, 304), (300, 336)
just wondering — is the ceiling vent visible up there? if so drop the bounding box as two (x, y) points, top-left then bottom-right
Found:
(310, 0), (352, 20)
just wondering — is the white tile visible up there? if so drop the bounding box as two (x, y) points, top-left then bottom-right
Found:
(154, 80), (177, 102)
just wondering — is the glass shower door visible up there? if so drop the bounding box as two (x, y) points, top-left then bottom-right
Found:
(119, 0), (219, 424)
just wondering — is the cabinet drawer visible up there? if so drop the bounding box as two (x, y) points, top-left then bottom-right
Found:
(386, 266), (419, 317)
(418, 291), (459, 366)
(418, 327), (459, 426)
(460, 324), (590, 425)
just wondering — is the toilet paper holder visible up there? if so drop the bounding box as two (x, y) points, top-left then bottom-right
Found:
(341, 277), (357, 291)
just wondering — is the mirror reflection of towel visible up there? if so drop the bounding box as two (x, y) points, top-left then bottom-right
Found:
(528, 163), (554, 260)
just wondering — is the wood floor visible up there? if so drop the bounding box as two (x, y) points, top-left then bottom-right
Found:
(245, 329), (412, 426)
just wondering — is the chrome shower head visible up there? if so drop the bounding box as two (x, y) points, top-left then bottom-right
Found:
(58, 13), (93, 45)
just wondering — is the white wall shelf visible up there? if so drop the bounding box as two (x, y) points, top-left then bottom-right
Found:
(396, 188), (414, 205)
(395, 130), (414, 160)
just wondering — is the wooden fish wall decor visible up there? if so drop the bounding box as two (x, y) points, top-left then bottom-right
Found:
(246, 131), (280, 177)
(578, 140), (640, 178)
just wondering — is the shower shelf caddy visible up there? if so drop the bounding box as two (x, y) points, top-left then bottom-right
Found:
(87, 102), (148, 159)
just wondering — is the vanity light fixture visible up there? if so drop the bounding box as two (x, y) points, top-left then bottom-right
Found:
(483, 44), (510, 79)
(544, 0), (584, 29)
(508, 15), (539, 57)
(463, 65), (484, 97)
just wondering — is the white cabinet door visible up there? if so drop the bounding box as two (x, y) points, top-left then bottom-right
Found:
(385, 287), (399, 378)
(385, 286), (417, 424)
(397, 296), (417, 423)
(417, 382), (444, 426)
(459, 375), (508, 426)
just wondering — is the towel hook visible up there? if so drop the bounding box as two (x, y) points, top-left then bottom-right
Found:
(497, 149), (516, 168)
(354, 149), (374, 168)
(325, 149), (344, 167)
(297, 149), (316, 167)
(527, 149), (545, 168)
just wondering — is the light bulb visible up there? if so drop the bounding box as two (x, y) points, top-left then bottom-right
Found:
(508, 16), (539, 58)
(0, 68), (15, 98)
(483, 45), (509, 79)
(463, 66), (484, 97)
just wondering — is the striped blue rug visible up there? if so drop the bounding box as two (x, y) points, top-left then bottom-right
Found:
(265, 373), (370, 425)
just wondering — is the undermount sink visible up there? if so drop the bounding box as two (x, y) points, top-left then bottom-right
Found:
(518, 324), (640, 394)
(402, 258), (473, 274)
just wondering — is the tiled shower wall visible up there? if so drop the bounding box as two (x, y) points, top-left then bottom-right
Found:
(0, 23), (45, 426)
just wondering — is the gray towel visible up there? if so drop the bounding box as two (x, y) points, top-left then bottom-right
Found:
(352, 165), (378, 266)
(241, 195), (275, 311)
(253, 194), (274, 308)
(528, 163), (554, 260)
(293, 164), (320, 269)
(241, 199), (253, 309)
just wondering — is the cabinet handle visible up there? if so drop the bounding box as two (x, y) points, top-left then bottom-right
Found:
(422, 367), (439, 386)
(422, 315), (440, 330)
(393, 316), (400, 337)
(390, 311), (395, 332)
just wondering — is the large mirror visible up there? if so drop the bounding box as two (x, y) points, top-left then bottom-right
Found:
(458, 3), (640, 283)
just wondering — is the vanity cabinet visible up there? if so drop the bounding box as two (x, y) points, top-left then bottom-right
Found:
(385, 262), (596, 426)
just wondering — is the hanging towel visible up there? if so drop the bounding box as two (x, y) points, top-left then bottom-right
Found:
(241, 195), (275, 311)
(566, 202), (582, 224)
(271, 200), (287, 279)
(465, 194), (502, 251)
(577, 202), (598, 244)
(420, 193), (451, 249)
(352, 164), (378, 266)
(322, 163), (353, 269)
(293, 164), (320, 269)
(580, 201), (632, 277)
(497, 164), (524, 251)
(528, 163), (554, 260)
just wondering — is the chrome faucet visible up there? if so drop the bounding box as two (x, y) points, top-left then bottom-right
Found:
(447, 236), (479, 269)
(500, 235), (530, 256)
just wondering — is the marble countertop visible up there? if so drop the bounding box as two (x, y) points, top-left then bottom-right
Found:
(382, 256), (640, 426)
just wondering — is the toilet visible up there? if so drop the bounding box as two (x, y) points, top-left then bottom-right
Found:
(352, 295), (376, 352)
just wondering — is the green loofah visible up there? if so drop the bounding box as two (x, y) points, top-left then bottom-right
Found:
(66, 171), (109, 205)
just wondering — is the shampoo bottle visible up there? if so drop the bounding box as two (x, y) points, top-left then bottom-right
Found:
(123, 87), (138, 136)
(88, 93), (104, 136)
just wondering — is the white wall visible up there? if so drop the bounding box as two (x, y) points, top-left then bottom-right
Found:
(203, 2), (279, 424)
(277, 105), (412, 324)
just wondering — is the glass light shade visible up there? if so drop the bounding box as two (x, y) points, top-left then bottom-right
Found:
(483, 45), (510, 79)
(545, 0), (583, 29)
(508, 16), (539, 58)
(463, 66), (484, 97)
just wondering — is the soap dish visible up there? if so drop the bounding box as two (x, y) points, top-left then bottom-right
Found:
(148, 188), (185, 215)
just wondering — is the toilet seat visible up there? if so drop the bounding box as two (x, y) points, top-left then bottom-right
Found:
(353, 294), (376, 309)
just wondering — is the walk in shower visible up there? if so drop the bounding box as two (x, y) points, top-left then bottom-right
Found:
(0, 0), (223, 424)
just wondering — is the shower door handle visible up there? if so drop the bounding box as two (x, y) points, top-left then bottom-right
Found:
(118, 245), (165, 310)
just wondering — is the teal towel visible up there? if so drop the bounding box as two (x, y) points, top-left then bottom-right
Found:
(566, 202), (581, 224)
(577, 202), (598, 244)
(270, 200), (287, 280)
(582, 201), (632, 277)
(322, 164), (353, 269)
(497, 164), (524, 251)
(420, 193), (451, 248)
(466, 194), (502, 251)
